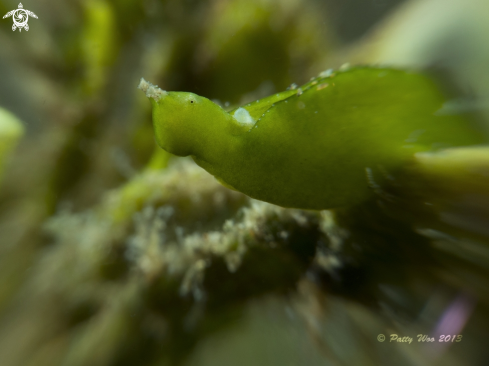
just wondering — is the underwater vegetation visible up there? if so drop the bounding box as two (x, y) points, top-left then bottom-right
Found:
(0, 0), (489, 365)
(0, 107), (24, 182)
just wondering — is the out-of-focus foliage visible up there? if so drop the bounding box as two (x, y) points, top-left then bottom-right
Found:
(0, 0), (488, 365)
(0, 107), (24, 182)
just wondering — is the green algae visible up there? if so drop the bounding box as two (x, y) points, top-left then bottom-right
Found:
(0, 107), (24, 184)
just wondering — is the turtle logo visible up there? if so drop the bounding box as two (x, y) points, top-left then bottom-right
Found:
(3, 3), (38, 32)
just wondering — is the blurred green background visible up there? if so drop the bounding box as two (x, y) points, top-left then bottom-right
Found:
(1, 0), (489, 365)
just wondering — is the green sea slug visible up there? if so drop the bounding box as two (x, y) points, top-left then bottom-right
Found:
(139, 67), (484, 210)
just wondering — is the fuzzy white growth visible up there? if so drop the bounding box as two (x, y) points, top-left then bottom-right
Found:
(233, 107), (255, 127)
(138, 77), (167, 101)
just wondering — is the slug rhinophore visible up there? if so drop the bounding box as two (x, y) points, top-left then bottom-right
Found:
(139, 67), (485, 210)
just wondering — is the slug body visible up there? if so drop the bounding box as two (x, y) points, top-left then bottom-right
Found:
(140, 67), (484, 209)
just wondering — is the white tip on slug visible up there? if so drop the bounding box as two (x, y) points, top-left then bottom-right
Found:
(233, 107), (255, 127)
(138, 77), (168, 101)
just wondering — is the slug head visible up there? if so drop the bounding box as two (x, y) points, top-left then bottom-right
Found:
(152, 91), (211, 156)
(139, 78), (231, 157)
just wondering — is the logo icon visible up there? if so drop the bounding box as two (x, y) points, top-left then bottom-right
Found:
(3, 3), (37, 32)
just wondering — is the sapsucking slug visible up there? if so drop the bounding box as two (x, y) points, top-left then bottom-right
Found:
(139, 67), (485, 210)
